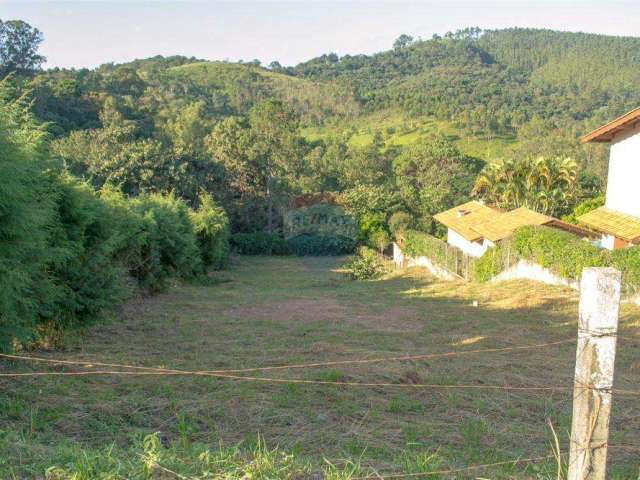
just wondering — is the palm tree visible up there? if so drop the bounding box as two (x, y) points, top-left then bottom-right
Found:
(473, 156), (577, 216)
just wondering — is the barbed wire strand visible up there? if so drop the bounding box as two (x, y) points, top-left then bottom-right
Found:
(350, 454), (557, 479)
(2, 368), (640, 396)
(0, 338), (575, 375)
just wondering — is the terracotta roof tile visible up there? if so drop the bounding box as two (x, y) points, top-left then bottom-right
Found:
(577, 207), (640, 242)
(433, 201), (498, 242)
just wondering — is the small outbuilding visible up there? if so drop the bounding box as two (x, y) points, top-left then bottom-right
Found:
(579, 107), (640, 249)
(433, 201), (498, 257)
(435, 202), (596, 257)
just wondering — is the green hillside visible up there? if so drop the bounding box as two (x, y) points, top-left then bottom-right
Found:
(167, 61), (360, 123)
(302, 110), (519, 160)
(8, 26), (639, 238)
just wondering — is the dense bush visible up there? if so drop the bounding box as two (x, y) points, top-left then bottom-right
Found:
(47, 176), (128, 325)
(0, 88), (231, 349)
(388, 211), (413, 236)
(343, 247), (385, 280)
(611, 247), (640, 294)
(231, 232), (290, 255)
(0, 87), (60, 346)
(130, 193), (202, 290)
(368, 229), (391, 253)
(190, 191), (231, 271)
(287, 233), (356, 256)
(510, 226), (607, 279)
(472, 226), (640, 293)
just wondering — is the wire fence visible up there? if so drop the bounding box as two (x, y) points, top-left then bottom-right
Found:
(1, 324), (638, 478)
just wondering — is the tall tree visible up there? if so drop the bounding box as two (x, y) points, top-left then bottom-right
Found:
(473, 156), (578, 216)
(0, 20), (45, 75)
(393, 137), (484, 232)
(207, 100), (304, 232)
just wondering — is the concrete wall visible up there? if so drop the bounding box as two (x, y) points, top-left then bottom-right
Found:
(393, 243), (577, 288)
(491, 259), (579, 290)
(447, 228), (488, 258)
(606, 129), (640, 218)
(394, 243), (640, 305)
(600, 234), (616, 251)
(392, 242), (459, 280)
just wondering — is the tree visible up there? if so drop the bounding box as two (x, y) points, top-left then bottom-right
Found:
(247, 100), (303, 231)
(393, 34), (414, 50)
(0, 20), (45, 75)
(473, 156), (578, 217)
(393, 137), (484, 232)
(207, 101), (304, 232)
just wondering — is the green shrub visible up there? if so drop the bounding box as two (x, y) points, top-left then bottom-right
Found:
(343, 247), (384, 280)
(47, 176), (128, 326)
(287, 233), (356, 256)
(130, 193), (202, 290)
(563, 195), (605, 224)
(388, 211), (413, 237)
(358, 212), (386, 243)
(0, 83), (231, 350)
(511, 226), (607, 280)
(231, 232), (290, 255)
(610, 246), (640, 294)
(189, 192), (230, 271)
(472, 242), (507, 282)
(472, 226), (640, 294)
(0, 87), (59, 347)
(403, 229), (475, 277)
(368, 229), (391, 253)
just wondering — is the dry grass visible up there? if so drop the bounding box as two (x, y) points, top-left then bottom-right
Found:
(1, 256), (639, 478)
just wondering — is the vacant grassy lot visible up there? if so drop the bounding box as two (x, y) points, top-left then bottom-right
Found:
(1, 256), (639, 478)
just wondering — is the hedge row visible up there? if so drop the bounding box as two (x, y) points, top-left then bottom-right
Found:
(231, 232), (356, 256)
(3, 174), (229, 350)
(1, 87), (231, 350)
(502, 226), (640, 293)
(403, 226), (640, 293)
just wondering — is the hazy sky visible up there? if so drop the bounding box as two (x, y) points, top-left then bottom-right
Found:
(2, 0), (640, 69)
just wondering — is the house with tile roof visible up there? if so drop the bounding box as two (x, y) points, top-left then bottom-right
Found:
(434, 201), (595, 257)
(579, 107), (640, 249)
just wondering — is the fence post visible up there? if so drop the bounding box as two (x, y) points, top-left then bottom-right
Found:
(567, 267), (621, 480)
(392, 242), (405, 268)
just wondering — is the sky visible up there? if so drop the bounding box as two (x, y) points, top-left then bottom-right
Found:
(1, 0), (640, 69)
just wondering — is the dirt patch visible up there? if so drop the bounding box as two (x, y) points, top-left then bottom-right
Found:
(227, 299), (424, 332)
(350, 306), (426, 332)
(226, 298), (348, 323)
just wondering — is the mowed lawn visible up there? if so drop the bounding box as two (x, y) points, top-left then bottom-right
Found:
(1, 256), (639, 478)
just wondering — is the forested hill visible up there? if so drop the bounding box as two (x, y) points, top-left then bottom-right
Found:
(287, 28), (640, 130)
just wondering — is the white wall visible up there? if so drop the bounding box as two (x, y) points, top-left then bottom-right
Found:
(606, 130), (640, 218)
(600, 234), (616, 251)
(491, 259), (579, 290)
(447, 228), (488, 258)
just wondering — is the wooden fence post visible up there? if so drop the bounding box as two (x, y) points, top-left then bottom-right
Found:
(568, 267), (621, 480)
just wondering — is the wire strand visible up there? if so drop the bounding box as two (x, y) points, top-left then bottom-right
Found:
(350, 454), (557, 479)
(0, 338), (575, 375)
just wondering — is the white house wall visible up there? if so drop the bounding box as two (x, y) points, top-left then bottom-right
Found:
(606, 129), (640, 218)
(447, 228), (488, 258)
(600, 234), (616, 251)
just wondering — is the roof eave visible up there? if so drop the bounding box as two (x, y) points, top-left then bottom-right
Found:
(581, 107), (640, 143)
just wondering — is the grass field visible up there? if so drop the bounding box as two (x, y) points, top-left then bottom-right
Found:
(1, 256), (639, 478)
(302, 110), (519, 161)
